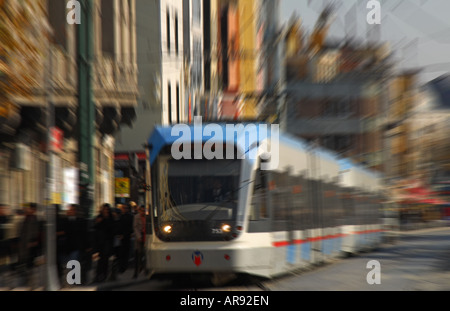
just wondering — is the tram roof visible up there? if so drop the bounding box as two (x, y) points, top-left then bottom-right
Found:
(338, 158), (382, 179)
(147, 123), (381, 180)
(277, 132), (340, 164)
(148, 123), (346, 165)
(147, 123), (273, 165)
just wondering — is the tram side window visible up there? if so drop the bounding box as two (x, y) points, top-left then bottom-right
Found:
(324, 182), (339, 228)
(342, 192), (356, 226)
(322, 182), (331, 228)
(335, 187), (345, 227)
(290, 175), (308, 231)
(248, 168), (270, 233)
(272, 170), (291, 231)
(354, 192), (365, 226)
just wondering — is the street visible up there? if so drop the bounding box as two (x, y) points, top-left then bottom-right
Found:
(113, 227), (450, 291)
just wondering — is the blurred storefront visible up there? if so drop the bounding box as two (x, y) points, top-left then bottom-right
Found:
(0, 0), (138, 217)
(388, 179), (449, 228)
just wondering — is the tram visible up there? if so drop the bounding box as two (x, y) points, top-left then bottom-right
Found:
(144, 122), (384, 280)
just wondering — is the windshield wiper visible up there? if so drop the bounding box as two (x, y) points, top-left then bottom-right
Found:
(205, 198), (235, 221)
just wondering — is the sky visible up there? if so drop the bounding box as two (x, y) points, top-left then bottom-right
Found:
(280, 0), (450, 85)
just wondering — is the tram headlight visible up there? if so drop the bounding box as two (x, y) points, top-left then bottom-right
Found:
(221, 224), (232, 233)
(163, 224), (173, 234)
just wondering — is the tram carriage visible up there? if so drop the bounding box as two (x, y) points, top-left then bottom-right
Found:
(145, 122), (384, 280)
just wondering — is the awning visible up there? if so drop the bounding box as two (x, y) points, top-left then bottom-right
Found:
(390, 180), (450, 205)
(0, 108), (21, 136)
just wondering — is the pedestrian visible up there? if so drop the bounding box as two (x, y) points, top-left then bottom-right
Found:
(17, 203), (41, 287)
(0, 204), (11, 285)
(128, 201), (138, 261)
(94, 203), (115, 283)
(65, 204), (86, 263)
(56, 204), (68, 281)
(8, 208), (25, 271)
(119, 204), (134, 274)
(79, 211), (93, 286)
(133, 205), (146, 279)
(109, 205), (122, 281)
(0, 204), (9, 256)
(129, 201), (138, 216)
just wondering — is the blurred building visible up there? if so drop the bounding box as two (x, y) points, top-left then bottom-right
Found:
(283, 16), (391, 172)
(409, 75), (450, 183)
(0, 0), (49, 208)
(215, 0), (241, 119)
(385, 73), (450, 223)
(115, 0), (191, 206)
(184, 0), (204, 123)
(202, 0), (219, 118)
(0, 0), (138, 215)
(385, 72), (419, 180)
(202, 0), (281, 121)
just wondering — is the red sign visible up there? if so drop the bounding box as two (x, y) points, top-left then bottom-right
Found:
(50, 127), (64, 153)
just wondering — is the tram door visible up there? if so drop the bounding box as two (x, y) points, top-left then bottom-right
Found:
(271, 168), (297, 267)
(309, 178), (324, 264)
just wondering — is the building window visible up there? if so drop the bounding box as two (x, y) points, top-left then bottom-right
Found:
(168, 83), (172, 124)
(48, 0), (68, 50)
(166, 9), (171, 53)
(175, 13), (179, 55)
(176, 83), (180, 123)
(193, 0), (201, 25)
(101, 0), (115, 57)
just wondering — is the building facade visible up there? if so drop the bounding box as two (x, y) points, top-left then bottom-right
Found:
(184, 0), (204, 123)
(283, 17), (391, 172)
(385, 72), (419, 180)
(205, 0), (280, 121)
(115, 0), (189, 206)
(408, 75), (450, 182)
(0, 0), (139, 216)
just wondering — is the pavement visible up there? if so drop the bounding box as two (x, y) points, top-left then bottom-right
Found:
(85, 265), (151, 291)
(0, 257), (151, 291)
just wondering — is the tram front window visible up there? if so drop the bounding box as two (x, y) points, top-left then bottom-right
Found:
(155, 158), (241, 242)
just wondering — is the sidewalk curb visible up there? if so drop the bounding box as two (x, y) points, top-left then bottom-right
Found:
(94, 276), (151, 291)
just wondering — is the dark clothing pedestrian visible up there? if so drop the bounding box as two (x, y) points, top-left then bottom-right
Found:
(66, 215), (88, 260)
(18, 213), (40, 268)
(56, 211), (68, 280)
(119, 209), (134, 273)
(17, 204), (42, 287)
(94, 205), (115, 283)
(110, 207), (122, 281)
(0, 212), (10, 268)
(133, 206), (146, 278)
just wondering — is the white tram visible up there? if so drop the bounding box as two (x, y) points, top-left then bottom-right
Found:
(145, 123), (384, 279)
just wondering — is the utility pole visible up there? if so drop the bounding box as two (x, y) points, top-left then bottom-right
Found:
(78, 0), (95, 219)
(45, 44), (61, 292)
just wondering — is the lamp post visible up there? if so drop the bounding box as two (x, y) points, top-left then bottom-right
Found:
(78, 0), (95, 219)
(45, 44), (61, 292)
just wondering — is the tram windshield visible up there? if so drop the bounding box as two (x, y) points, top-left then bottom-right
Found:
(154, 157), (242, 241)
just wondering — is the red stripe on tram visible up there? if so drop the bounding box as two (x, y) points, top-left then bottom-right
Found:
(272, 230), (384, 247)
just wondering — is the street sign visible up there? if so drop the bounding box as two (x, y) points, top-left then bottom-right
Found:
(50, 127), (64, 153)
(115, 177), (130, 198)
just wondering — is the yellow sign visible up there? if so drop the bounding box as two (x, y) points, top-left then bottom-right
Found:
(52, 192), (62, 205)
(115, 178), (130, 198)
